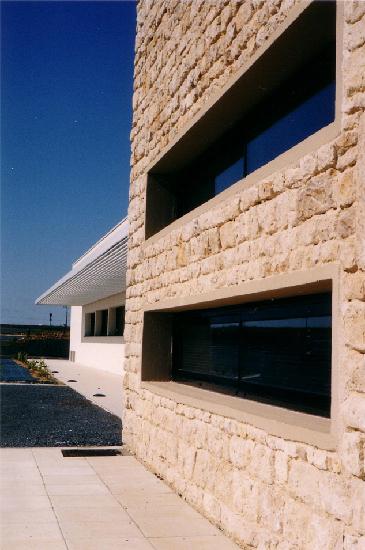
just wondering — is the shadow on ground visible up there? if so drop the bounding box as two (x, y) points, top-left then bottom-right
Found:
(0, 384), (122, 447)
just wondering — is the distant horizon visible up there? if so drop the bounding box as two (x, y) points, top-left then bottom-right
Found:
(1, 1), (136, 325)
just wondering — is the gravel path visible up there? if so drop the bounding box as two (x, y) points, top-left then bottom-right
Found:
(0, 384), (122, 447)
(0, 358), (35, 382)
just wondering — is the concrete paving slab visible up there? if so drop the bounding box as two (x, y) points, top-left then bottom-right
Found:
(149, 536), (241, 550)
(0, 494), (52, 511)
(67, 538), (155, 550)
(54, 505), (132, 524)
(60, 519), (144, 540)
(49, 494), (121, 509)
(115, 492), (186, 510)
(38, 465), (96, 476)
(1, 508), (58, 524)
(44, 359), (123, 418)
(1, 522), (65, 543)
(1, 542), (67, 550)
(0, 482), (48, 496)
(126, 510), (220, 538)
(46, 483), (110, 496)
(42, 474), (104, 486)
(0, 449), (240, 549)
(102, 475), (174, 495)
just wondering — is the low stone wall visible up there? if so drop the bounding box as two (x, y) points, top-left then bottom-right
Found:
(124, 1), (365, 548)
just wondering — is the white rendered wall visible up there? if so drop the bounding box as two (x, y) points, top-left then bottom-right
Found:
(69, 293), (125, 375)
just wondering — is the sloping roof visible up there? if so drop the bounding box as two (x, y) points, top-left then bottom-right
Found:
(36, 218), (128, 306)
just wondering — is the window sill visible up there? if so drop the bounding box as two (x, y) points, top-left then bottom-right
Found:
(81, 336), (124, 344)
(141, 380), (335, 451)
(144, 119), (340, 248)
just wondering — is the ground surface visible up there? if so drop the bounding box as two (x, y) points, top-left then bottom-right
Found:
(1, 448), (239, 550)
(0, 358), (35, 382)
(0, 384), (122, 447)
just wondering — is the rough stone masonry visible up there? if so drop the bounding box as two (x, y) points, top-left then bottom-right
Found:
(124, 1), (365, 548)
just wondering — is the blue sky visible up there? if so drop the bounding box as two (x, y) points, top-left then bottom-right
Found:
(1, 1), (136, 325)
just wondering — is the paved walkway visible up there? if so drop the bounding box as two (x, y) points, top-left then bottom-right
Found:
(0, 448), (239, 550)
(44, 359), (123, 419)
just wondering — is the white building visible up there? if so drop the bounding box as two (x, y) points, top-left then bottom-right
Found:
(36, 218), (128, 375)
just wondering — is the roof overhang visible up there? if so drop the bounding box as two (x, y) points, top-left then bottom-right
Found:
(36, 218), (128, 306)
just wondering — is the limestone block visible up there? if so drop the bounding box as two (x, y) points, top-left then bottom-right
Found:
(266, 436), (298, 458)
(231, 469), (259, 522)
(345, 2), (365, 25)
(285, 165), (306, 189)
(240, 185), (260, 212)
(283, 497), (344, 550)
(344, 534), (365, 550)
(307, 513), (345, 550)
(336, 206), (356, 239)
(343, 301), (365, 353)
(288, 459), (321, 506)
(335, 169), (356, 208)
(202, 491), (221, 524)
(258, 485), (285, 534)
(294, 173), (334, 224)
(318, 471), (352, 523)
(344, 271), (365, 301)
(272, 172), (286, 195)
(235, 1), (253, 30)
(337, 146), (357, 172)
(220, 220), (237, 249)
(247, 444), (275, 484)
(345, 44), (365, 98)
(214, 461), (234, 503)
(299, 153), (318, 179)
(341, 236), (358, 272)
(220, 504), (261, 547)
(343, 393), (365, 432)
(351, 476), (365, 533)
(282, 498), (312, 547)
(340, 431), (365, 478)
(346, 349), (365, 393)
(317, 143), (337, 172)
(229, 436), (255, 469)
(345, 16), (365, 52)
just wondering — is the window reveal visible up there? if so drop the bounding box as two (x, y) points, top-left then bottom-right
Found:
(172, 293), (332, 417)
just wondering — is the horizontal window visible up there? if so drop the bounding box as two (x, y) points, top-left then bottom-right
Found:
(177, 48), (335, 217)
(84, 306), (124, 337)
(172, 293), (332, 417)
(145, 1), (337, 238)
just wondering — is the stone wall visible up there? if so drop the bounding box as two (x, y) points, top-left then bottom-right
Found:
(124, 1), (365, 548)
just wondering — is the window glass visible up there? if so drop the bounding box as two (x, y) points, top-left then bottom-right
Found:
(85, 312), (95, 337)
(100, 309), (108, 336)
(215, 157), (244, 195)
(176, 45), (335, 218)
(172, 293), (332, 416)
(115, 306), (125, 336)
(246, 81), (335, 175)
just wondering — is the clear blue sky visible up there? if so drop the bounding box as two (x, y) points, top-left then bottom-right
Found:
(1, 1), (136, 325)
